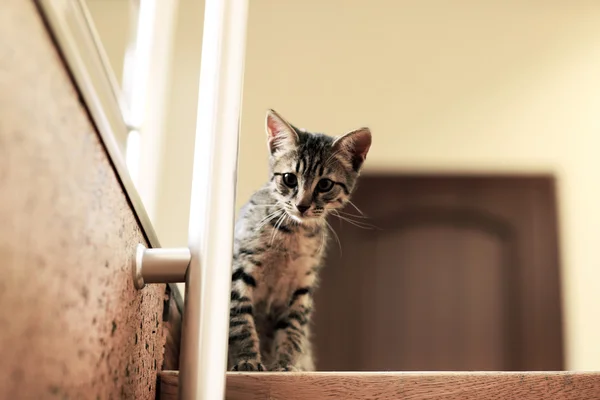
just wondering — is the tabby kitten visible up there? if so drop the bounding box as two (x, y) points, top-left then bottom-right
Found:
(228, 109), (372, 372)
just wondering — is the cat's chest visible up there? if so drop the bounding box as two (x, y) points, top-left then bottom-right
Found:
(253, 233), (321, 310)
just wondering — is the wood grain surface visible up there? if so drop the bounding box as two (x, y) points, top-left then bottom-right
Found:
(160, 371), (600, 400)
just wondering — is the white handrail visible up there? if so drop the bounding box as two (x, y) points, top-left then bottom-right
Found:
(179, 0), (249, 399)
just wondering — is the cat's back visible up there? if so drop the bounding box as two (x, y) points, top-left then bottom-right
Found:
(234, 185), (274, 240)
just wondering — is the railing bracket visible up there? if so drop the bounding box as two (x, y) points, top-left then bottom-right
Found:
(133, 243), (190, 290)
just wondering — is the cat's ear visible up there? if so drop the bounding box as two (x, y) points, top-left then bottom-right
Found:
(265, 109), (299, 155)
(332, 127), (372, 171)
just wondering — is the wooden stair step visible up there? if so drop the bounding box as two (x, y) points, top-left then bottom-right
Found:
(159, 371), (600, 400)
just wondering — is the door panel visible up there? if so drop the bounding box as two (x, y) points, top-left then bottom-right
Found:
(365, 227), (506, 370)
(314, 175), (563, 371)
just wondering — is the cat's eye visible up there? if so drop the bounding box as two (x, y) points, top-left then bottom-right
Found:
(282, 173), (298, 188)
(316, 178), (334, 192)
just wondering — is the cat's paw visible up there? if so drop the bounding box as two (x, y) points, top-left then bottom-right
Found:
(272, 364), (299, 372)
(231, 360), (265, 372)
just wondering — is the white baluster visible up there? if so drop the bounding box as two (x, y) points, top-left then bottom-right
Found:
(180, 0), (249, 399)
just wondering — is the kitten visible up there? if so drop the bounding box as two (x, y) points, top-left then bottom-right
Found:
(228, 109), (372, 372)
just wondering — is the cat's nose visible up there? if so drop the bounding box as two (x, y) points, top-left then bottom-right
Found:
(296, 204), (310, 215)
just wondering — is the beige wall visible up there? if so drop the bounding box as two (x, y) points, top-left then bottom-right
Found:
(99, 1), (600, 370)
(237, 1), (600, 371)
(85, 0), (134, 85)
(153, 0), (203, 249)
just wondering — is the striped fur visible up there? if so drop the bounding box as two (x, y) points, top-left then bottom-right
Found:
(228, 109), (371, 372)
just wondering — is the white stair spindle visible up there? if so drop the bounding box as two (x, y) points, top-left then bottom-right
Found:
(179, 0), (249, 399)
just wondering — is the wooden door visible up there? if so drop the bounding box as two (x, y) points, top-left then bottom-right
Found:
(313, 175), (563, 371)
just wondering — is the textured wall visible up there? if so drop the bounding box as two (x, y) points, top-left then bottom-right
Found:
(0, 1), (168, 398)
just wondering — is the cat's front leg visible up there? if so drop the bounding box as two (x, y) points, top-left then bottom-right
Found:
(229, 263), (264, 371)
(272, 287), (314, 371)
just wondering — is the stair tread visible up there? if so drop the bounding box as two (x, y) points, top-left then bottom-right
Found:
(159, 370), (600, 400)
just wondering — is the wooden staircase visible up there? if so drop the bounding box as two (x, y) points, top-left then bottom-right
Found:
(158, 370), (600, 400)
(20, 1), (600, 399)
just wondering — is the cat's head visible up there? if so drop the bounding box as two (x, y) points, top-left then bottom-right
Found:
(265, 109), (372, 225)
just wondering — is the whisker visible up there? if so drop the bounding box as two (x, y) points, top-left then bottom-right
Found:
(256, 208), (283, 226)
(331, 211), (378, 230)
(255, 209), (284, 231)
(317, 226), (327, 255)
(324, 219), (342, 255)
(336, 217), (374, 230)
(337, 209), (368, 219)
(347, 200), (366, 216)
(334, 215), (376, 230)
(270, 213), (287, 245)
